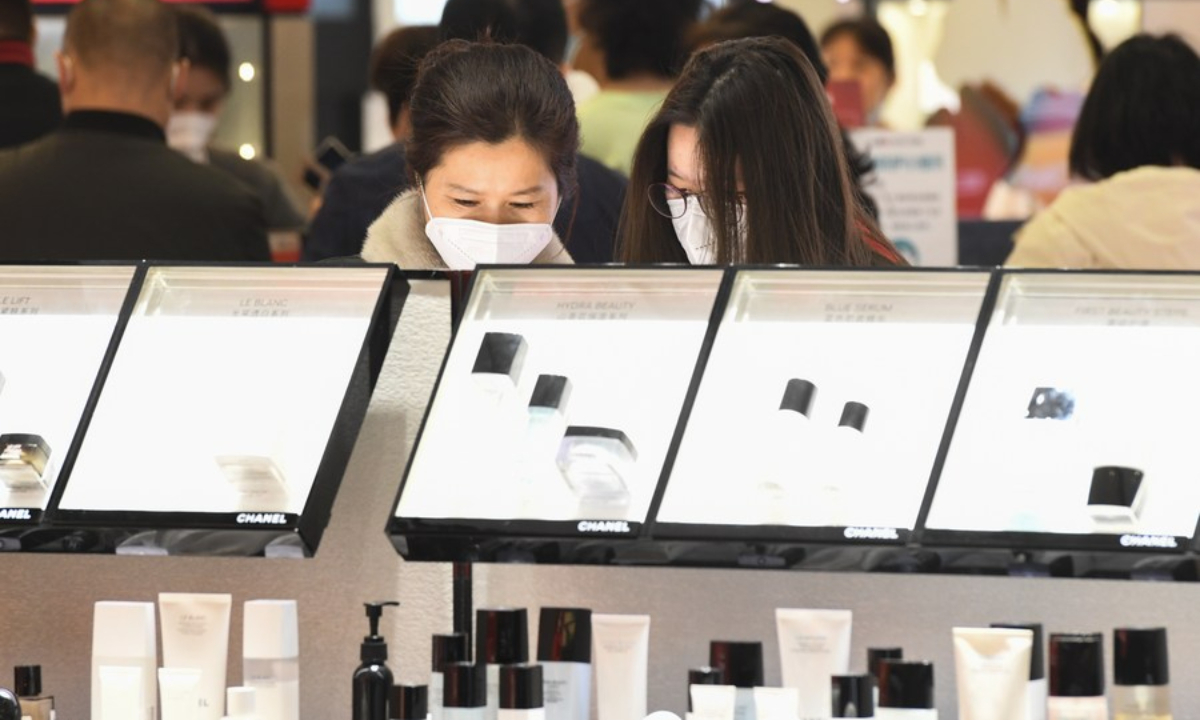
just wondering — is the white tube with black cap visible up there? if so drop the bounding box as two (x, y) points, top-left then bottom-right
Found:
(432, 634), (471, 720)
(992, 623), (1046, 720)
(443, 663), (487, 720)
(477, 609), (529, 720)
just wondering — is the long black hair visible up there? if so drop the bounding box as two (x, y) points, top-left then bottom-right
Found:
(619, 36), (890, 266)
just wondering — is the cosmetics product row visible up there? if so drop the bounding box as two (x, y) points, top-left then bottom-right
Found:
(88, 594), (298, 720)
(363, 605), (1172, 720)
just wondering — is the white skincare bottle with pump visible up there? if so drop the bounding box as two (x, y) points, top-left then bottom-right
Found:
(992, 623), (1047, 720)
(443, 663), (487, 720)
(1112, 628), (1170, 720)
(877, 661), (936, 720)
(476, 609), (529, 720)
(1048, 633), (1108, 720)
(243, 600), (299, 720)
(499, 664), (545, 720)
(757, 379), (816, 520)
(537, 608), (590, 720)
(432, 634), (471, 720)
(709, 642), (763, 720)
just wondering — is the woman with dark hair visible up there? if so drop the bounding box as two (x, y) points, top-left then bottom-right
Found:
(1007, 34), (1200, 269)
(362, 40), (576, 269)
(619, 36), (900, 266)
(820, 17), (895, 127)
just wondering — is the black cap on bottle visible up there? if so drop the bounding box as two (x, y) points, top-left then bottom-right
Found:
(709, 641), (764, 688)
(992, 623), (1045, 680)
(477, 609), (529, 665)
(443, 663), (486, 708)
(878, 661), (934, 709)
(1088, 467), (1144, 508)
(839, 402), (869, 432)
(537, 608), (591, 664)
(779, 379), (817, 417)
(0, 688), (20, 720)
(867, 648), (903, 681)
(687, 667), (723, 712)
(472, 332), (527, 381)
(832, 675), (874, 718)
(433, 634), (471, 672)
(529, 375), (572, 411)
(500, 664), (544, 710)
(391, 685), (428, 720)
(1050, 633), (1105, 697)
(1114, 628), (1169, 686)
(362, 602), (400, 664)
(13, 666), (40, 697)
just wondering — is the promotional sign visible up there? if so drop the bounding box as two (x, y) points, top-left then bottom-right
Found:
(851, 128), (957, 267)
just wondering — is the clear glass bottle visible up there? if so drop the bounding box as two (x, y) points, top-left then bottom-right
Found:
(1048, 633), (1107, 720)
(1112, 628), (1170, 720)
(15, 665), (55, 720)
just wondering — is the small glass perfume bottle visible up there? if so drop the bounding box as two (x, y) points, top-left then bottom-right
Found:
(0, 435), (51, 491)
(14, 665), (54, 720)
(521, 375), (572, 481)
(556, 427), (636, 505)
(471, 332), (529, 411)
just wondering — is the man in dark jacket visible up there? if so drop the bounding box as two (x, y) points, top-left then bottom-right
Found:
(0, 0), (269, 262)
(0, 0), (62, 148)
(303, 0), (627, 263)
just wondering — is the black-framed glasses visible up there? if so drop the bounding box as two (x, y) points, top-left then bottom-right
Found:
(647, 183), (697, 219)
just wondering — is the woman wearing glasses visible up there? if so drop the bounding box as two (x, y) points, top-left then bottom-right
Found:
(618, 36), (901, 266)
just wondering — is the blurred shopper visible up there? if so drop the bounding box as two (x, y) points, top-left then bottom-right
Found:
(302, 25), (439, 262)
(0, 0), (268, 261)
(574, 0), (703, 176)
(619, 37), (901, 266)
(361, 41), (576, 269)
(686, 1), (879, 220)
(0, 0), (62, 148)
(820, 17), (895, 128)
(172, 6), (305, 234)
(1007, 35), (1200, 269)
(308, 0), (626, 264)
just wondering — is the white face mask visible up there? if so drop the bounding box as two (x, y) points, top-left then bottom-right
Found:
(421, 189), (555, 270)
(669, 197), (749, 265)
(167, 112), (218, 163)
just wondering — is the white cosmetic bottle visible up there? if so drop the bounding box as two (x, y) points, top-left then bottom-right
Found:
(821, 401), (869, 527)
(477, 609), (529, 720)
(876, 661), (936, 720)
(518, 375), (572, 512)
(1048, 633), (1108, 720)
(432, 634), (471, 720)
(92, 601), (158, 720)
(992, 623), (1047, 720)
(243, 600), (299, 720)
(444, 663), (487, 720)
(757, 379), (816, 523)
(1112, 628), (1170, 720)
(537, 608), (590, 720)
(499, 665), (545, 720)
(222, 687), (257, 720)
(709, 641), (762, 720)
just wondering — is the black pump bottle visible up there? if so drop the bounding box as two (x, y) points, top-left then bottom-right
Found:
(353, 601), (400, 720)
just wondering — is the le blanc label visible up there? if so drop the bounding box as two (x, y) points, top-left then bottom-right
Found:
(231, 297), (291, 318)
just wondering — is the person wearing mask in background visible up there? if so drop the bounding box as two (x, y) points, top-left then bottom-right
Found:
(362, 40), (574, 269)
(301, 25), (440, 261)
(619, 37), (901, 267)
(574, 0), (703, 176)
(0, 0), (62, 148)
(1006, 34), (1200, 269)
(685, 0), (879, 221)
(820, 17), (895, 128)
(172, 6), (306, 244)
(0, 0), (268, 261)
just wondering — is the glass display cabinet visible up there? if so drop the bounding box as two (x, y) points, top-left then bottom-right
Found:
(49, 264), (401, 557)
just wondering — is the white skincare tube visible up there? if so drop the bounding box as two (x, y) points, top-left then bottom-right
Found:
(92, 601), (157, 720)
(243, 600), (299, 720)
(160, 593), (233, 720)
(953, 627), (1033, 720)
(753, 688), (800, 720)
(593, 614), (650, 720)
(776, 609), (853, 720)
(160, 668), (203, 720)
(538, 608), (591, 720)
(690, 686), (737, 720)
(993, 623), (1046, 720)
(99, 665), (146, 720)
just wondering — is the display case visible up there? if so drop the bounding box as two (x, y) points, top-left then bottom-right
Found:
(50, 264), (401, 557)
(922, 271), (1200, 557)
(0, 265), (138, 546)
(389, 267), (726, 562)
(655, 269), (992, 553)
